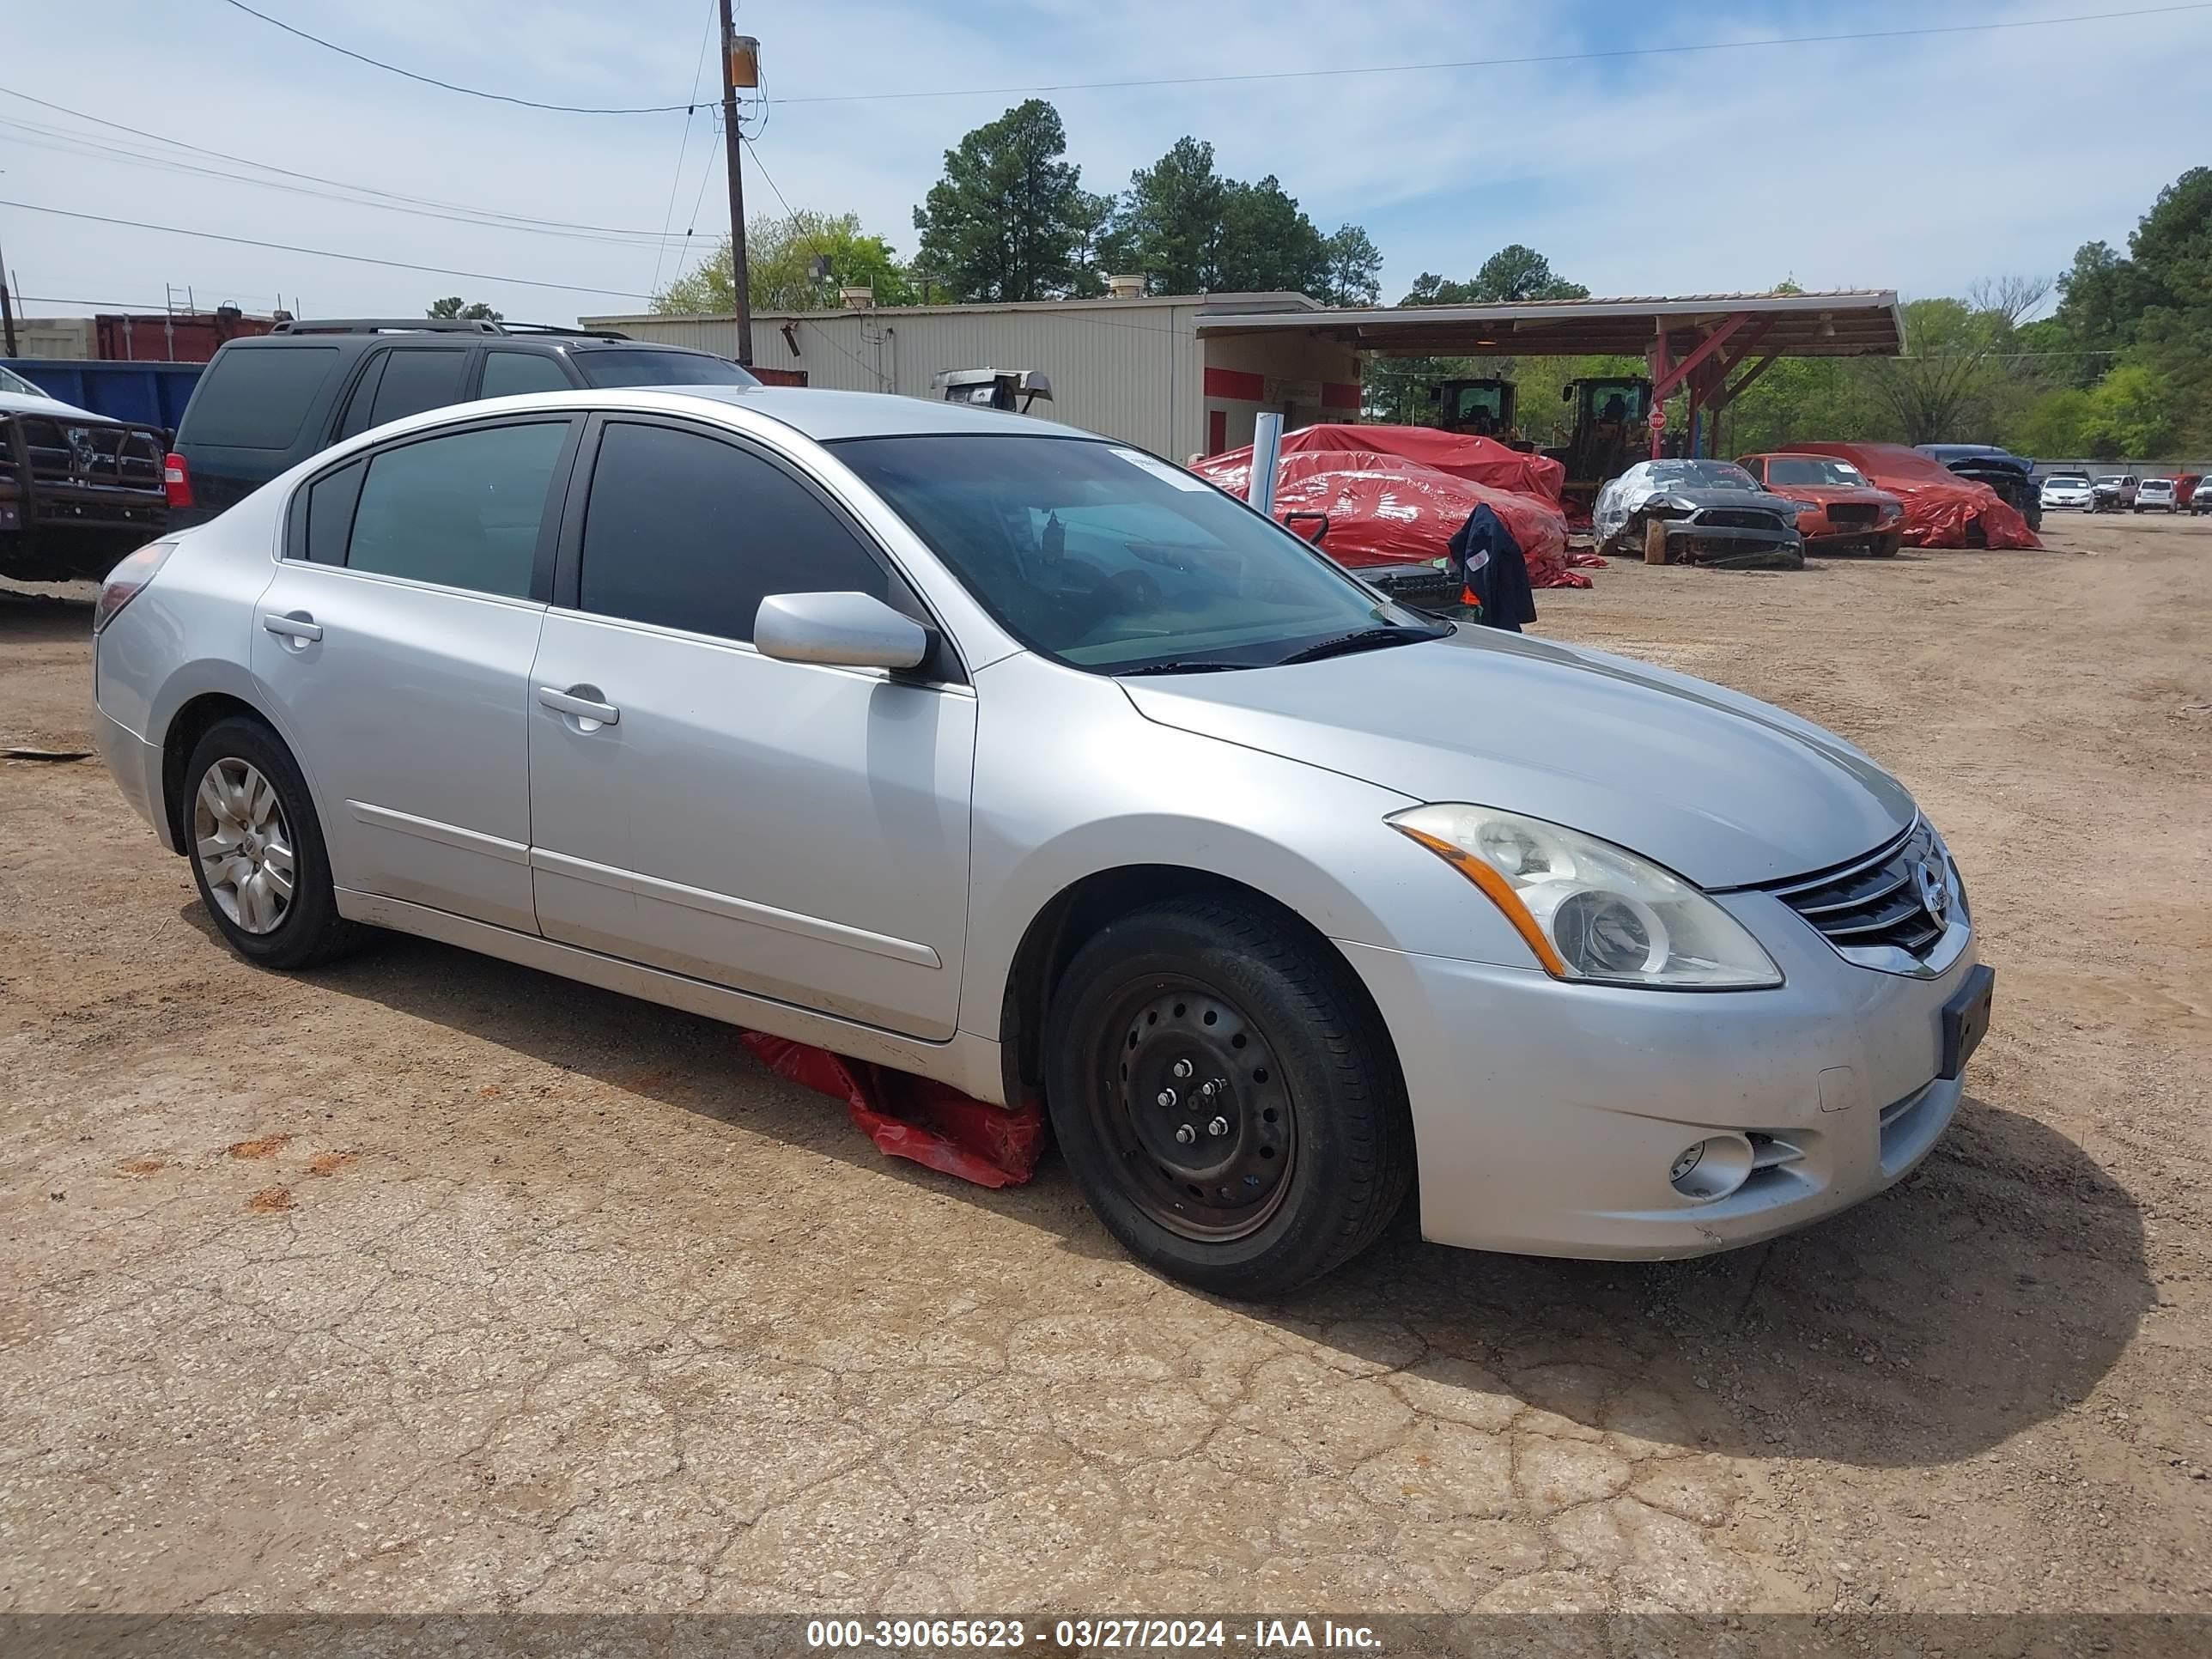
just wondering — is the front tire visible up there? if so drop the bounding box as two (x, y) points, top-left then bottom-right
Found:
(184, 717), (368, 970)
(1042, 896), (1414, 1297)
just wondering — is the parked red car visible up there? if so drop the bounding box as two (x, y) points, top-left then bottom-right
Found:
(1738, 452), (1907, 556)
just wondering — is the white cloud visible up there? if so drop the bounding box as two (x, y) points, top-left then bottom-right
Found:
(1, 0), (2203, 324)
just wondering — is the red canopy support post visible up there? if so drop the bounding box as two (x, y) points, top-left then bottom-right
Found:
(1648, 330), (1674, 459)
(1651, 311), (1753, 404)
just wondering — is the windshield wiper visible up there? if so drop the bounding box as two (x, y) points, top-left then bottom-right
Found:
(1273, 624), (1443, 666)
(1115, 659), (1255, 677)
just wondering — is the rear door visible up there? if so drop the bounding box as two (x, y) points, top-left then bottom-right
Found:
(332, 345), (477, 442)
(252, 412), (581, 932)
(526, 415), (975, 1039)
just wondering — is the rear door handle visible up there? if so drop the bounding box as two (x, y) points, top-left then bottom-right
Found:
(537, 685), (620, 726)
(261, 612), (322, 643)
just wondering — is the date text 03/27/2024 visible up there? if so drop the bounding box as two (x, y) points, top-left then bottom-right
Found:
(804, 1619), (1385, 1651)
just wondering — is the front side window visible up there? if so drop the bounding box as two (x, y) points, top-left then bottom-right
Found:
(577, 422), (887, 641)
(344, 421), (568, 598)
(832, 434), (1435, 673)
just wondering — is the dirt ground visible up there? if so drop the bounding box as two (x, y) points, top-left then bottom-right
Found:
(1, 512), (2208, 1620)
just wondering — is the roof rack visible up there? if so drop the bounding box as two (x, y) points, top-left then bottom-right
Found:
(495, 321), (632, 341)
(266, 318), (635, 341)
(270, 318), (503, 336)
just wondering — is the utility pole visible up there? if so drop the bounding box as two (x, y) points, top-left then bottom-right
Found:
(719, 3), (757, 366)
(0, 230), (17, 356)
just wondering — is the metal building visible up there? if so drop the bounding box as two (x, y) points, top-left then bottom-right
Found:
(580, 290), (1364, 460)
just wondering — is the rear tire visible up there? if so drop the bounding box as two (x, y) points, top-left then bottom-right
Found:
(1043, 896), (1414, 1298)
(183, 717), (368, 970)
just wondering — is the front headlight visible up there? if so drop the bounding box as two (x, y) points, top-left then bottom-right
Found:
(1388, 805), (1783, 989)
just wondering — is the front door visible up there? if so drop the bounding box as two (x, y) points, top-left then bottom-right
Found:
(526, 417), (975, 1041)
(251, 416), (576, 932)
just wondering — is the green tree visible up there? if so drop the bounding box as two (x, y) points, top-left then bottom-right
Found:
(2080, 364), (2179, 459)
(911, 100), (1089, 302)
(1121, 137), (1229, 294)
(427, 296), (501, 321)
(654, 210), (914, 314)
(1319, 225), (1382, 307)
(1469, 244), (1589, 302)
(1216, 174), (1327, 293)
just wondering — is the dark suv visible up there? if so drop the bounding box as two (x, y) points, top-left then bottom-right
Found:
(165, 319), (757, 526)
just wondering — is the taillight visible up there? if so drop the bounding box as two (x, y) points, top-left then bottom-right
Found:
(94, 540), (177, 635)
(163, 451), (192, 509)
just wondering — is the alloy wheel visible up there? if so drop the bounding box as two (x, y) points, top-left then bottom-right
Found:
(193, 757), (295, 935)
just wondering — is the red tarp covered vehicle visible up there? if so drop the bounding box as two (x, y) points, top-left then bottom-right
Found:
(1780, 441), (2041, 549)
(1199, 422), (1566, 504)
(1191, 428), (1590, 588)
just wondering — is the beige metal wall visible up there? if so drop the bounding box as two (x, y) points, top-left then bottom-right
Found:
(584, 301), (1208, 459)
(7, 317), (97, 359)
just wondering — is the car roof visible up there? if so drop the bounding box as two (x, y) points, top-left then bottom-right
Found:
(630, 385), (1096, 442)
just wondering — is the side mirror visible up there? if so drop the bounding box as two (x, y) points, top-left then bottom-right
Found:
(754, 591), (930, 672)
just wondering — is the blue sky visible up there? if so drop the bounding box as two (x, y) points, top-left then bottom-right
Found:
(3, 0), (2208, 324)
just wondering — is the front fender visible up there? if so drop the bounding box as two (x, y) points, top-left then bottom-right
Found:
(956, 654), (1545, 1040)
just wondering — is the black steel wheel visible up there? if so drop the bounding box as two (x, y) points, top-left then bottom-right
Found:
(1044, 896), (1414, 1297)
(1095, 977), (1297, 1243)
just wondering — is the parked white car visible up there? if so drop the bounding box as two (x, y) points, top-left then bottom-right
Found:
(2038, 473), (2093, 511)
(2134, 477), (2178, 513)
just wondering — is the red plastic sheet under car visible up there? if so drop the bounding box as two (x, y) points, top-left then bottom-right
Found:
(1782, 441), (2041, 550)
(741, 1032), (1046, 1187)
(1193, 435), (1591, 589)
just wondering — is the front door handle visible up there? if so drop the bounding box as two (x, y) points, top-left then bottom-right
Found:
(261, 612), (322, 643)
(538, 684), (620, 727)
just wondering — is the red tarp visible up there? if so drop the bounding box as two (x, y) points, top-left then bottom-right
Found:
(1200, 422), (1566, 504)
(1193, 436), (1593, 589)
(1781, 442), (2041, 549)
(740, 1031), (1046, 1188)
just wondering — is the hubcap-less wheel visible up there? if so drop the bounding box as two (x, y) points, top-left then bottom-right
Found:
(1097, 980), (1297, 1242)
(194, 757), (295, 935)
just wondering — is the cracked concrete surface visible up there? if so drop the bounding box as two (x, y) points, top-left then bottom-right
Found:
(2, 515), (2209, 1615)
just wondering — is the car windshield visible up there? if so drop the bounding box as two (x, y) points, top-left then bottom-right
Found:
(831, 433), (1444, 673)
(575, 349), (759, 388)
(1648, 459), (1761, 491)
(0, 363), (49, 398)
(1764, 458), (1867, 487)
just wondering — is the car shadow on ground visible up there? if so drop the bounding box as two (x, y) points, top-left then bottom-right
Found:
(213, 910), (2152, 1477)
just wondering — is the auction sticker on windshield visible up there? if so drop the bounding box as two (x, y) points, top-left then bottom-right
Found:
(1112, 447), (1212, 490)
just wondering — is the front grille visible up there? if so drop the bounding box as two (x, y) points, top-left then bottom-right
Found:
(1764, 820), (1951, 963)
(0, 416), (166, 497)
(1824, 503), (1880, 527)
(1697, 507), (1786, 532)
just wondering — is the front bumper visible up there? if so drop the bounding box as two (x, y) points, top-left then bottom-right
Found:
(1340, 892), (1980, 1259)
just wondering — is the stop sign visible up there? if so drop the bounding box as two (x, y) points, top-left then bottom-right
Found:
(1649, 404), (1668, 429)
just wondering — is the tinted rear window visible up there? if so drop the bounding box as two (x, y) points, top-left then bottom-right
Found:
(182, 347), (338, 448)
(575, 350), (758, 389)
(368, 349), (471, 428)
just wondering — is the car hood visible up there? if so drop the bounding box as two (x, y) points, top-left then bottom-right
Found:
(1662, 487), (1802, 517)
(0, 389), (104, 422)
(1767, 484), (1897, 507)
(1121, 628), (1916, 888)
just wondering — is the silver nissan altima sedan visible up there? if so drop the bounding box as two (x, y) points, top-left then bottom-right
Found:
(93, 386), (1993, 1296)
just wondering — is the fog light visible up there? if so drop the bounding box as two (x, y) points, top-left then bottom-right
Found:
(1669, 1134), (1753, 1201)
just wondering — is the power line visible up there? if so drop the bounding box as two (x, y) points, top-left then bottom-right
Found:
(649, 3), (721, 295)
(0, 118), (690, 248)
(0, 85), (683, 240)
(216, 0), (695, 113)
(0, 199), (656, 301)
(766, 3), (2212, 104)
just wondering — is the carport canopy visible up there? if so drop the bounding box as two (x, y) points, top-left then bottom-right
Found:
(1195, 289), (1902, 453)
